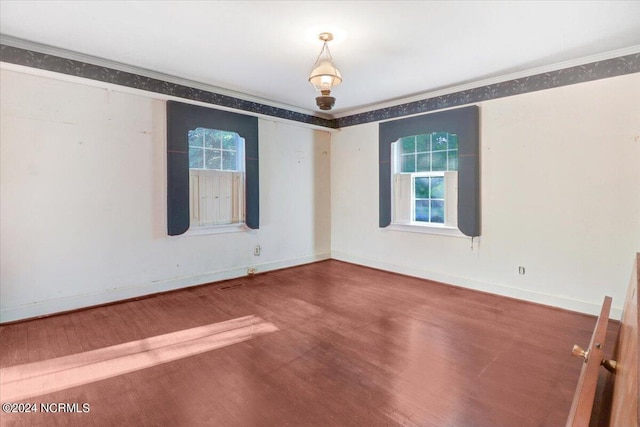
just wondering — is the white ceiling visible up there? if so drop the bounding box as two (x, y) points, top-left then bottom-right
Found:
(1, 1), (639, 117)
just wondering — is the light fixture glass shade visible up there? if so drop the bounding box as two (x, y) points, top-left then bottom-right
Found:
(308, 43), (342, 92)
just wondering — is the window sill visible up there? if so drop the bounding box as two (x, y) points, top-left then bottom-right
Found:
(387, 222), (467, 237)
(183, 223), (249, 236)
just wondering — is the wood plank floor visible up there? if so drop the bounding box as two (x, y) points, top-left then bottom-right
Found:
(0, 260), (615, 426)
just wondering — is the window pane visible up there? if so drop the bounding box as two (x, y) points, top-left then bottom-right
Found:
(432, 132), (448, 151)
(415, 200), (429, 222)
(430, 177), (444, 198)
(432, 151), (447, 171)
(205, 149), (221, 169)
(223, 150), (237, 171)
(401, 137), (415, 154)
(416, 153), (430, 172)
(222, 132), (238, 150)
(430, 200), (444, 223)
(202, 128), (219, 149)
(402, 154), (416, 172)
(416, 134), (429, 152)
(448, 134), (458, 150)
(448, 150), (458, 170)
(189, 147), (203, 169)
(395, 130), (464, 225)
(188, 129), (203, 147)
(414, 177), (430, 198)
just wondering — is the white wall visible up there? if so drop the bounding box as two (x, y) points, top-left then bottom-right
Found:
(0, 68), (331, 322)
(331, 73), (640, 318)
(3, 66), (639, 323)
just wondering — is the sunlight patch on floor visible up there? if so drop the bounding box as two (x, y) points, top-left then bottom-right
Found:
(1, 315), (278, 401)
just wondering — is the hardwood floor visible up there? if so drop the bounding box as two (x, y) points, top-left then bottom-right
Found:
(0, 260), (614, 426)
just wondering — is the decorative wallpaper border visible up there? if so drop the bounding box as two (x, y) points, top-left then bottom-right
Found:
(336, 53), (640, 128)
(1, 43), (639, 129)
(0, 44), (336, 129)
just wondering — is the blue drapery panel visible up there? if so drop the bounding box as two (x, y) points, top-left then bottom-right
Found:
(167, 101), (259, 235)
(378, 106), (480, 237)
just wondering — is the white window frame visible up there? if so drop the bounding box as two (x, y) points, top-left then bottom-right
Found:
(185, 128), (247, 236)
(389, 139), (465, 237)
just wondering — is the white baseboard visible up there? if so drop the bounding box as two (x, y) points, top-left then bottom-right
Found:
(0, 252), (331, 323)
(2, 250), (622, 323)
(331, 250), (623, 320)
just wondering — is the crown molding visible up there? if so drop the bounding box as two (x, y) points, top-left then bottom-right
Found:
(334, 45), (640, 119)
(0, 35), (329, 119)
(335, 49), (640, 128)
(0, 35), (336, 127)
(2, 34), (639, 130)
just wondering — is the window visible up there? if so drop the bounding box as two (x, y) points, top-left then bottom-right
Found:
(166, 101), (259, 236)
(392, 132), (458, 227)
(379, 106), (480, 237)
(188, 128), (245, 227)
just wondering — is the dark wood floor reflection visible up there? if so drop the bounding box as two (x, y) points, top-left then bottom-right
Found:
(0, 260), (614, 426)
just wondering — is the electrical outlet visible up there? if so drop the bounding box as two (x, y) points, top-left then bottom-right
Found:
(254, 245), (261, 256)
(518, 266), (526, 275)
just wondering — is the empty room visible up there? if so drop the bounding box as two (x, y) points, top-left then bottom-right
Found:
(0, 1), (639, 426)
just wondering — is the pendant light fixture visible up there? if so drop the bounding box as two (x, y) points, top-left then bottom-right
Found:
(308, 32), (342, 111)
